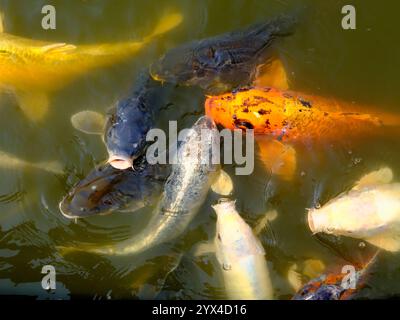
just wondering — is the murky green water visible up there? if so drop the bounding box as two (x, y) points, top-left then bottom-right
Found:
(1, 0), (400, 299)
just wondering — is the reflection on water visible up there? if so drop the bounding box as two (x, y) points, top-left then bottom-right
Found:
(1, 0), (400, 299)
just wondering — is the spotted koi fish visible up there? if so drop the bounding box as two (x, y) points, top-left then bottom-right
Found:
(205, 87), (387, 142)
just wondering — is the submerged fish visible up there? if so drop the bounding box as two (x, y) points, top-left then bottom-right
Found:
(308, 167), (400, 252)
(0, 12), (182, 121)
(150, 14), (295, 94)
(205, 87), (386, 142)
(71, 71), (172, 170)
(0, 150), (63, 174)
(64, 116), (226, 255)
(59, 157), (170, 219)
(211, 199), (273, 300)
(292, 253), (378, 300)
(104, 72), (166, 169)
(292, 270), (360, 300)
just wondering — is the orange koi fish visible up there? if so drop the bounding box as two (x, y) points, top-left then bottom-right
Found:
(205, 86), (387, 142)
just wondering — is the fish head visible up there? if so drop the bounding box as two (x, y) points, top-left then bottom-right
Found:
(307, 191), (383, 238)
(212, 199), (264, 267)
(104, 103), (150, 170)
(59, 164), (148, 219)
(150, 42), (232, 92)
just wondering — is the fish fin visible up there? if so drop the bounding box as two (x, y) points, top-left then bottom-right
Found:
(256, 218), (278, 249)
(145, 12), (183, 41)
(253, 58), (290, 90)
(353, 167), (393, 191)
(191, 241), (214, 257)
(287, 264), (304, 292)
(255, 137), (297, 181)
(70, 110), (105, 135)
(211, 169), (234, 196)
(253, 209), (278, 236)
(367, 234), (400, 252)
(35, 160), (63, 174)
(15, 90), (50, 121)
(40, 43), (77, 54)
(302, 259), (326, 279)
(0, 11), (4, 33)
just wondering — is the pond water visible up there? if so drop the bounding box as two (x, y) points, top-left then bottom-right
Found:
(1, 0), (400, 299)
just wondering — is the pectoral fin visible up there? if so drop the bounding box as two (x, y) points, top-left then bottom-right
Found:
(253, 209), (278, 236)
(211, 169), (234, 196)
(191, 241), (214, 257)
(367, 234), (400, 252)
(254, 58), (289, 90)
(71, 110), (105, 135)
(255, 137), (297, 181)
(353, 167), (393, 191)
(145, 12), (183, 41)
(15, 90), (50, 121)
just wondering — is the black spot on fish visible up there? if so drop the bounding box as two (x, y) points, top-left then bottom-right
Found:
(258, 109), (269, 115)
(234, 119), (254, 130)
(262, 87), (271, 92)
(232, 114), (237, 120)
(299, 98), (312, 108)
(283, 93), (293, 99)
(242, 107), (249, 113)
(265, 119), (271, 129)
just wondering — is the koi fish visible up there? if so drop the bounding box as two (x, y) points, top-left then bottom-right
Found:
(71, 70), (174, 170)
(150, 14), (295, 94)
(59, 116), (233, 256)
(292, 252), (378, 300)
(0, 12), (182, 121)
(211, 199), (274, 300)
(59, 157), (170, 219)
(308, 167), (400, 252)
(205, 86), (385, 142)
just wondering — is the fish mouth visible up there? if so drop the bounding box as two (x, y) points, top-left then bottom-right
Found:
(108, 155), (133, 170)
(59, 200), (81, 220)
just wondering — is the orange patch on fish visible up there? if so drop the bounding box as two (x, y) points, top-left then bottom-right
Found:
(205, 87), (384, 142)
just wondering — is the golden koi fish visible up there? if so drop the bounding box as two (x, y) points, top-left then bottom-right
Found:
(0, 12), (183, 121)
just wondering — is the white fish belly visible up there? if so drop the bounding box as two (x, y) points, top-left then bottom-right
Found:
(222, 255), (273, 300)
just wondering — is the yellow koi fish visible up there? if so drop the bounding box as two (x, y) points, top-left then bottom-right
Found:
(0, 12), (182, 121)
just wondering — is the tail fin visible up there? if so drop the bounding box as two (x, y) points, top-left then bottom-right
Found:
(145, 12), (183, 41)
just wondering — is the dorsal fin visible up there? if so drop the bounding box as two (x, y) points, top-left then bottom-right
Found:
(353, 167), (393, 191)
(253, 58), (289, 90)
